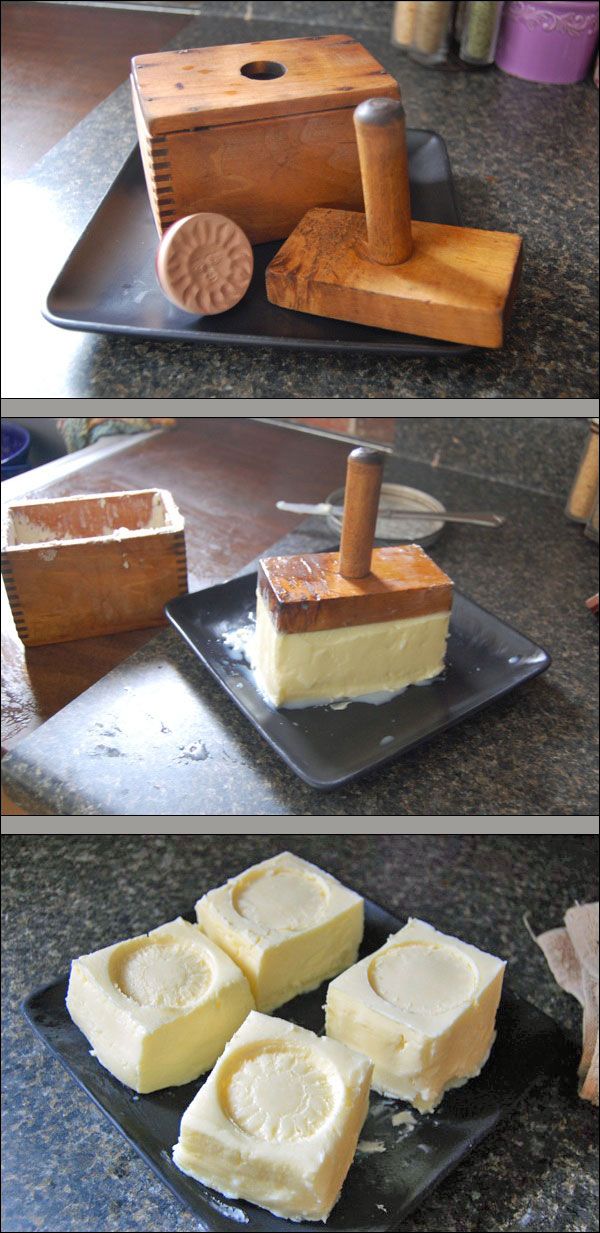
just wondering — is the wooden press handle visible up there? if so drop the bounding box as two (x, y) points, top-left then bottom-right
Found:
(339, 448), (384, 579)
(353, 97), (413, 266)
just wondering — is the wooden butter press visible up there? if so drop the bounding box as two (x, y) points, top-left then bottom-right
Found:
(130, 34), (399, 242)
(266, 98), (523, 348)
(259, 449), (453, 633)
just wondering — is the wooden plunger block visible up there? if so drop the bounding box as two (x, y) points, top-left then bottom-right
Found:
(255, 446), (452, 706)
(258, 544), (452, 635)
(339, 447), (384, 578)
(258, 447), (452, 634)
(265, 97), (523, 348)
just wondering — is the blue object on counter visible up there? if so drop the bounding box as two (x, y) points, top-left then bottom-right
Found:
(1, 422), (31, 480)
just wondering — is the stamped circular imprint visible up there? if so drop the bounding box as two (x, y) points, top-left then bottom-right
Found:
(221, 1044), (336, 1142)
(156, 213), (253, 315)
(233, 867), (329, 931)
(111, 938), (212, 1009)
(369, 942), (477, 1014)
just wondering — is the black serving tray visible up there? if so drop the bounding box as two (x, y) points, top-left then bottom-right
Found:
(165, 574), (551, 790)
(22, 897), (566, 1233)
(43, 131), (472, 357)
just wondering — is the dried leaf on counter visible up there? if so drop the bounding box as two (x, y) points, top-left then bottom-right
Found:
(535, 902), (599, 1106)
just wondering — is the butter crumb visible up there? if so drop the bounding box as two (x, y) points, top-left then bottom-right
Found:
(392, 1109), (416, 1128)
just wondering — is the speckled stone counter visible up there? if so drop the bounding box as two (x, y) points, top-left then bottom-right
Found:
(2, 449), (598, 816)
(2, 1), (598, 397)
(2, 834), (598, 1232)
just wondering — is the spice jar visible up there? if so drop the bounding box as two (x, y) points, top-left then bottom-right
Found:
(565, 418), (599, 523)
(391, 1), (418, 49)
(454, 2), (468, 40)
(459, 1), (504, 66)
(410, 1), (455, 66)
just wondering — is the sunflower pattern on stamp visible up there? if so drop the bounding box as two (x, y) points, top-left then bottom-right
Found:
(157, 213), (253, 315)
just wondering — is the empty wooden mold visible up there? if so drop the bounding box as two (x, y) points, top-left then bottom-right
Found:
(254, 449), (453, 707)
(266, 97), (523, 347)
(131, 34), (400, 243)
(1, 489), (187, 646)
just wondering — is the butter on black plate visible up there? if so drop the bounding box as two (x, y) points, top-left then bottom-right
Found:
(22, 897), (567, 1233)
(165, 572), (551, 789)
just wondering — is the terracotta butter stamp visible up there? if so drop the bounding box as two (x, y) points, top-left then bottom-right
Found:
(156, 213), (253, 315)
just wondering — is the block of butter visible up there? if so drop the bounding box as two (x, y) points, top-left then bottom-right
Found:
(173, 1010), (373, 1223)
(66, 917), (254, 1093)
(326, 917), (506, 1112)
(196, 851), (363, 1013)
(254, 545), (453, 707)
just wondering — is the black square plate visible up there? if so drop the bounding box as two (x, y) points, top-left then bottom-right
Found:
(22, 898), (566, 1233)
(165, 574), (551, 790)
(43, 132), (471, 357)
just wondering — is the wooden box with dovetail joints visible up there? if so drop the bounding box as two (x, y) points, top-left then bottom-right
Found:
(130, 34), (400, 243)
(1, 489), (188, 646)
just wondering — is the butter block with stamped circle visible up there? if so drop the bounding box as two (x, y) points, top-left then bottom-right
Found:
(196, 851), (364, 1013)
(66, 917), (254, 1092)
(326, 917), (506, 1111)
(173, 1010), (373, 1222)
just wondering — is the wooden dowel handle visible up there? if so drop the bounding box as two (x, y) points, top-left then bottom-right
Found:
(353, 97), (413, 266)
(339, 447), (384, 578)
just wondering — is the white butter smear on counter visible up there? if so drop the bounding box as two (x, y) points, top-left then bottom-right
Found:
(357, 1139), (386, 1154)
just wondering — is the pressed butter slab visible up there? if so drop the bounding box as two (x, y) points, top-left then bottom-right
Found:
(66, 918), (254, 1092)
(22, 898), (567, 1233)
(196, 852), (363, 1012)
(174, 1011), (372, 1222)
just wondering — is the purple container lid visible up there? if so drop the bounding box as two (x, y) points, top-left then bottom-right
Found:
(496, 1), (599, 84)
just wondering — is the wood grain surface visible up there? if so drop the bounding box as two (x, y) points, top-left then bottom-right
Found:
(339, 448), (384, 578)
(258, 545), (453, 634)
(131, 35), (399, 241)
(2, 490), (187, 646)
(1, 1), (188, 184)
(1, 419), (350, 752)
(266, 209), (524, 348)
(135, 105), (371, 242)
(132, 35), (399, 134)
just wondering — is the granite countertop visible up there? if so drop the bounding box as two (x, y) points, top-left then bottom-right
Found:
(2, 833), (598, 1232)
(2, 0), (598, 397)
(2, 445), (598, 816)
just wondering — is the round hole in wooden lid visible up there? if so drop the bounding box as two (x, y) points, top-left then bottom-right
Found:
(156, 213), (253, 316)
(240, 60), (287, 80)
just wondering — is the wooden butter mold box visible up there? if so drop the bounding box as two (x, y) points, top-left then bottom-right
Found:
(130, 34), (400, 242)
(1, 488), (187, 646)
